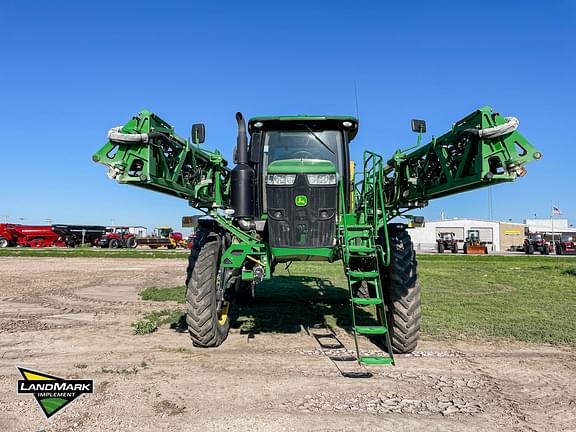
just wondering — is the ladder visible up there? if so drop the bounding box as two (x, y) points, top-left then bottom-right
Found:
(339, 151), (395, 365)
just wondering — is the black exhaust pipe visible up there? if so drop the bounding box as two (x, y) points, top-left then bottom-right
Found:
(231, 112), (255, 218)
(235, 112), (248, 164)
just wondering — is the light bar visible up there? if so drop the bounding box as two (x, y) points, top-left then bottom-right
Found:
(266, 174), (296, 185)
(306, 174), (337, 185)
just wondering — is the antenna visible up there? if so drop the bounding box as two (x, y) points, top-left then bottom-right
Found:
(353, 80), (360, 122)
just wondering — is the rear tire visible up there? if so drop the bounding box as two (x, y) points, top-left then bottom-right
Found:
(451, 244), (458, 253)
(437, 243), (444, 253)
(126, 237), (137, 248)
(381, 228), (421, 354)
(185, 229), (230, 347)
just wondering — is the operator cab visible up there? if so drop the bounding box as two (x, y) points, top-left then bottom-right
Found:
(246, 116), (358, 253)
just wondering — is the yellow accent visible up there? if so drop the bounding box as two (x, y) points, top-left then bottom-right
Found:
(22, 371), (55, 381)
(246, 255), (263, 266)
(504, 230), (521, 235)
(349, 160), (355, 212)
(218, 302), (229, 325)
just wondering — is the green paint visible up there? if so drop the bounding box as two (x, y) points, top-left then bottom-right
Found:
(267, 159), (336, 174)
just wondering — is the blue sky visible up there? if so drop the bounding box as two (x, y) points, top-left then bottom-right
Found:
(1, 1), (574, 232)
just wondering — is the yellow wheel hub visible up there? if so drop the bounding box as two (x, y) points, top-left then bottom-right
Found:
(218, 302), (229, 325)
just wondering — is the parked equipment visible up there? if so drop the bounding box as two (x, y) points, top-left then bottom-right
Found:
(556, 234), (576, 255)
(51, 225), (107, 247)
(97, 226), (137, 249)
(93, 106), (540, 364)
(463, 230), (488, 255)
(524, 233), (552, 255)
(1, 224), (64, 248)
(136, 226), (186, 249)
(0, 223), (21, 247)
(437, 232), (459, 253)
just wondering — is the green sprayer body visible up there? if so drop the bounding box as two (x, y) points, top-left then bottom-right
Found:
(93, 106), (541, 364)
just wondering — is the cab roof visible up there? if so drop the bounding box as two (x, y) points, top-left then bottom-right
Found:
(248, 115), (359, 141)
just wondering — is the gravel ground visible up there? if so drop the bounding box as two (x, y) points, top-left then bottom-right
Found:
(0, 257), (574, 432)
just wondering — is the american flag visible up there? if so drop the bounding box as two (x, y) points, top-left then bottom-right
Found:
(552, 206), (562, 216)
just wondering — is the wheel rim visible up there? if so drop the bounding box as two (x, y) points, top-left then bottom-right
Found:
(218, 301), (230, 325)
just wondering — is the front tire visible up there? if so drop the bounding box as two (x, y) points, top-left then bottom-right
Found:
(185, 229), (229, 347)
(382, 228), (422, 354)
(0, 237), (8, 248)
(109, 239), (119, 249)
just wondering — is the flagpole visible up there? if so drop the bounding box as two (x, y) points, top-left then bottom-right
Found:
(551, 202), (554, 247)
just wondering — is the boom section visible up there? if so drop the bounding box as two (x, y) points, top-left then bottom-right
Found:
(384, 106), (541, 210)
(92, 110), (230, 209)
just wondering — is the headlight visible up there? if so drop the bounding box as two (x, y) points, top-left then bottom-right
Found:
(266, 174), (296, 185)
(306, 173), (337, 185)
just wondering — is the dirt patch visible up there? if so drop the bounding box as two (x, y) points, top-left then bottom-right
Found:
(0, 257), (574, 432)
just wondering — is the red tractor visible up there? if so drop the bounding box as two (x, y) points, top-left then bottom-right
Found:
(97, 226), (137, 249)
(524, 233), (552, 255)
(436, 232), (459, 253)
(555, 234), (576, 255)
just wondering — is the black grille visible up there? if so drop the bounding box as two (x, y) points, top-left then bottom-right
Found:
(266, 174), (337, 248)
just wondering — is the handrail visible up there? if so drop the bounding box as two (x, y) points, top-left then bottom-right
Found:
(361, 150), (391, 267)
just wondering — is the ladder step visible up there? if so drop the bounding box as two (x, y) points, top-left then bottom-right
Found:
(356, 325), (387, 335)
(352, 297), (383, 305)
(359, 356), (394, 365)
(348, 245), (376, 254)
(348, 270), (379, 279)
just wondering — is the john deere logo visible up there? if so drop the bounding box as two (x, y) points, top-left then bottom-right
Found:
(295, 195), (308, 207)
(17, 367), (93, 418)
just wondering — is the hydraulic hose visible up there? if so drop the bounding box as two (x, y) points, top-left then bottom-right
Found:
(107, 126), (149, 143)
(464, 116), (519, 139)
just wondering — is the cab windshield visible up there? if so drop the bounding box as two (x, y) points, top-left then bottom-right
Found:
(262, 130), (343, 174)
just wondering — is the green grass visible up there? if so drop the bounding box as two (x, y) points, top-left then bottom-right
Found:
(419, 256), (576, 345)
(140, 286), (186, 303)
(136, 256), (576, 346)
(0, 247), (188, 259)
(132, 309), (184, 335)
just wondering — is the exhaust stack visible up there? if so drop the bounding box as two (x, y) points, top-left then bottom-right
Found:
(231, 112), (255, 218)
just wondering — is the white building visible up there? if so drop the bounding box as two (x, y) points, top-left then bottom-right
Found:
(524, 218), (575, 233)
(409, 219), (525, 252)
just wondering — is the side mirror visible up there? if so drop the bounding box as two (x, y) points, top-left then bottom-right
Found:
(411, 119), (426, 133)
(408, 216), (425, 228)
(182, 215), (200, 228)
(191, 123), (206, 144)
(250, 133), (262, 163)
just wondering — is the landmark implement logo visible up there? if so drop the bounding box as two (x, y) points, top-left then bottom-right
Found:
(17, 367), (93, 418)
